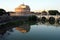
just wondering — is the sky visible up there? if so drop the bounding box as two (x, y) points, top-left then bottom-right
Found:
(0, 0), (60, 12)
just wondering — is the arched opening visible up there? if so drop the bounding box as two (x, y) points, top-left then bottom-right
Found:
(57, 18), (60, 24)
(41, 17), (47, 24)
(49, 17), (55, 24)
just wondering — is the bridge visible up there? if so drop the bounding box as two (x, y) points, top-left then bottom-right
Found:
(37, 15), (60, 19)
(36, 15), (60, 24)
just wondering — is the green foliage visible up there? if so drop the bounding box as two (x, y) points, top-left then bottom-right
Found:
(48, 10), (59, 15)
(0, 9), (6, 16)
(0, 20), (24, 27)
(0, 15), (38, 26)
(28, 15), (37, 21)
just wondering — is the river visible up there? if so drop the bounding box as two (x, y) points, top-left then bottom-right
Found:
(0, 21), (60, 40)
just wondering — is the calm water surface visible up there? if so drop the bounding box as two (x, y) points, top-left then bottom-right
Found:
(0, 22), (60, 40)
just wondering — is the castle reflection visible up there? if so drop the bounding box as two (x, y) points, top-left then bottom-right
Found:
(16, 24), (30, 33)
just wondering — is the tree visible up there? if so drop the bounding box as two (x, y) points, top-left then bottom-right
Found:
(0, 9), (6, 16)
(48, 10), (59, 15)
(28, 15), (37, 21)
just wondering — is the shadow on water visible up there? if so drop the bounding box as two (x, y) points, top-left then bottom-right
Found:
(0, 20), (37, 40)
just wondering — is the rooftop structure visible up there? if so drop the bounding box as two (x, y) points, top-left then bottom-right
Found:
(15, 4), (30, 13)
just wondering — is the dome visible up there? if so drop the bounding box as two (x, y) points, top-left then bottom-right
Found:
(15, 4), (30, 12)
(18, 4), (30, 9)
(18, 4), (26, 8)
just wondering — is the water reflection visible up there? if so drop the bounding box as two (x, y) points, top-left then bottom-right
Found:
(16, 24), (30, 33)
(0, 25), (14, 40)
(0, 20), (60, 40)
(0, 26), (13, 35)
(0, 21), (37, 40)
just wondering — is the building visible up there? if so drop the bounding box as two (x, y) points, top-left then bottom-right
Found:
(10, 4), (36, 16)
(15, 4), (30, 13)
